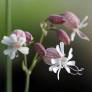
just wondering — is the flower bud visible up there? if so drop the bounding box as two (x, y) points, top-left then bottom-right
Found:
(43, 48), (61, 65)
(47, 15), (65, 24)
(25, 32), (33, 44)
(56, 29), (70, 45)
(34, 43), (46, 57)
(61, 11), (80, 29)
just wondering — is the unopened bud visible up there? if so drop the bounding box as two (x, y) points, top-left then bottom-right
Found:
(47, 15), (65, 24)
(56, 29), (70, 45)
(25, 32), (33, 44)
(34, 43), (46, 57)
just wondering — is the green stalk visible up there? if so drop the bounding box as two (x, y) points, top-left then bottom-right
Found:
(5, 0), (12, 34)
(6, 58), (12, 92)
(24, 32), (45, 92)
(24, 73), (30, 92)
(29, 33), (45, 71)
(5, 0), (12, 92)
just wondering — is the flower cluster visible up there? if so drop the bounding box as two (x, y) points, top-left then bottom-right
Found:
(1, 29), (33, 59)
(47, 11), (90, 42)
(35, 11), (90, 79)
(1, 11), (90, 80)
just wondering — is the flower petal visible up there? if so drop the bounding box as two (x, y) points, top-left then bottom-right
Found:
(64, 65), (71, 73)
(51, 58), (61, 65)
(1, 36), (13, 46)
(79, 16), (88, 28)
(67, 48), (73, 60)
(53, 67), (59, 73)
(10, 34), (17, 42)
(60, 42), (64, 54)
(49, 66), (53, 72)
(4, 48), (17, 60)
(18, 37), (26, 46)
(76, 30), (90, 41)
(70, 31), (76, 41)
(49, 65), (59, 73)
(51, 59), (57, 64)
(79, 23), (88, 28)
(67, 60), (75, 66)
(56, 44), (64, 57)
(18, 47), (29, 55)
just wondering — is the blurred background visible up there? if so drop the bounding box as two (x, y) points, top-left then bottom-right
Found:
(0, 0), (92, 92)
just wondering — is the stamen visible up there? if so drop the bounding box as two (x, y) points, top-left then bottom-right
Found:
(69, 66), (84, 75)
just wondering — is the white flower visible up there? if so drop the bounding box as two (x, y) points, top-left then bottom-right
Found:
(49, 42), (84, 80)
(1, 33), (29, 60)
(71, 16), (90, 41)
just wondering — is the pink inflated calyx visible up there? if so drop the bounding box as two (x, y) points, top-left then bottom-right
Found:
(43, 48), (61, 65)
(25, 32), (33, 44)
(34, 43), (46, 57)
(47, 14), (65, 24)
(13, 29), (26, 38)
(61, 11), (80, 29)
(56, 29), (70, 45)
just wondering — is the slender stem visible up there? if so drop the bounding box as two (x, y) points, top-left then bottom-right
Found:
(5, 0), (12, 34)
(24, 32), (45, 92)
(29, 33), (45, 71)
(24, 74), (30, 92)
(6, 58), (12, 92)
(40, 33), (45, 43)
(5, 0), (12, 92)
(29, 59), (37, 71)
(24, 55), (27, 67)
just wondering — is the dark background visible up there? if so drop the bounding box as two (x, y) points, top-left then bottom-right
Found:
(0, 0), (92, 92)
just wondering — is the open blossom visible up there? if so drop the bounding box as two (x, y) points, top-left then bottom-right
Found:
(61, 11), (90, 41)
(1, 30), (29, 60)
(48, 42), (84, 80)
(35, 42), (84, 80)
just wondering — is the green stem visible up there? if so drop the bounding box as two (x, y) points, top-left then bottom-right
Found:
(29, 33), (45, 71)
(24, 55), (27, 67)
(24, 74), (30, 92)
(24, 32), (45, 92)
(5, 0), (12, 92)
(5, 0), (12, 34)
(6, 58), (12, 92)
(40, 33), (45, 43)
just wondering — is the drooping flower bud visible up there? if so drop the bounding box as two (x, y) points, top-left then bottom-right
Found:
(47, 15), (65, 24)
(56, 29), (70, 45)
(34, 43), (46, 57)
(61, 11), (80, 29)
(43, 48), (61, 65)
(25, 32), (33, 44)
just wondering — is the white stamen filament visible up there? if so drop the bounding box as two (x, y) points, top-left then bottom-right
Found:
(69, 66), (84, 75)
